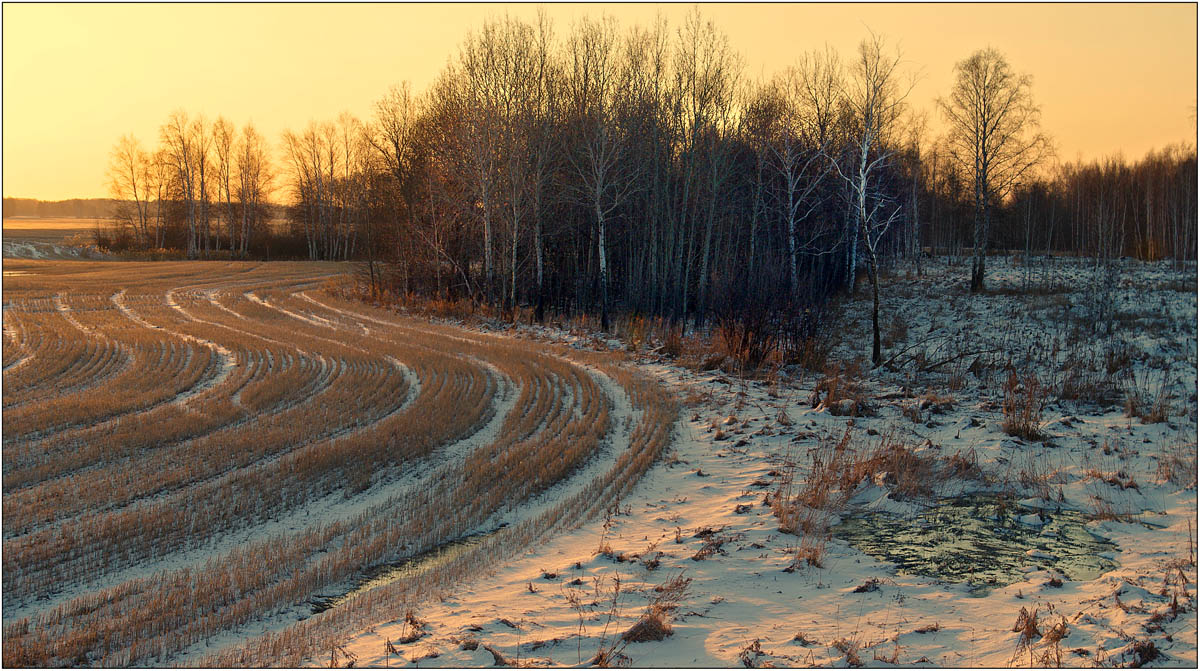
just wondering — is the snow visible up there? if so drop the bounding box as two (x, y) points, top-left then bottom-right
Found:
(324, 257), (1197, 668)
(3, 239), (109, 260)
(5, 255), (1193, 667)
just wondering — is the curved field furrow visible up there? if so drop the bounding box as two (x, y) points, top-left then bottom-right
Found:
(0, 356), (513, 637)
(1, 312), (97, 399)
(1, 296), (213, 438)
(5, 340), (573, 664)
(14, 345), (670, 669)
(0, 349), (411, 541)
(1, 343), (320, 491)
(1, 308), (130, 408)
(3, 281), (406, 493)
(2, 315), (33, 372)
(3, 339), (208, 438)
(1, 262), (679, 670)
(3, 286), (451, 592)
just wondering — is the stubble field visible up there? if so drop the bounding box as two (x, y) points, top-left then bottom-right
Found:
(1, 257), (676, 667)
(2, 251), (1196, 669)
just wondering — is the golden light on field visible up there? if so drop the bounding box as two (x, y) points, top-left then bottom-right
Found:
(3, 2), (1195, 201)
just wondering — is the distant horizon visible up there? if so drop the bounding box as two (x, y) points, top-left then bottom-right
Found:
(5, 3), (1197, 201)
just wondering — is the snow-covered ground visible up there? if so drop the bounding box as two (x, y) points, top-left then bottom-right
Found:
(328, 257), (1197, 668)
(3, 238), (109, 260)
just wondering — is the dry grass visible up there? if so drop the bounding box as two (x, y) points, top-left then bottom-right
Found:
(1010, 605), (1042, 667)
(771, 428), (962, 570)
(814, 362), (872, 417)
(1125, 368), (1173, 424)
(621, 571), (691, 643)
(1155, 441), (1198, 487)
(1002, 370), (1046, 441)
(2, 262), (680, 668)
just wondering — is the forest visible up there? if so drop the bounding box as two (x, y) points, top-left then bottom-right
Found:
(101, 11), (1198, 349)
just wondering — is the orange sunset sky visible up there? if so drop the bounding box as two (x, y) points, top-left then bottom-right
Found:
(3, 2), (1196, 202)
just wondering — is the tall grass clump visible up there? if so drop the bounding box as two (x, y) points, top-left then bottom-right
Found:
(1002, 370), (1046, 441)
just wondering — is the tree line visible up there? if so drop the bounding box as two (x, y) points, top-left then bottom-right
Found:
(106, 115), (273, 256)
(4, 198), (121, 219)
(104, 10), (1197, 360)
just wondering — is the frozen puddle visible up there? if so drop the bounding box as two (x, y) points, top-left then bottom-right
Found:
(834, 494), (1119, 593)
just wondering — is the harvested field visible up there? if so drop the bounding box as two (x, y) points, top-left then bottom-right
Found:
(3, 256), (1193, 670)
(1, 258), (677, 667)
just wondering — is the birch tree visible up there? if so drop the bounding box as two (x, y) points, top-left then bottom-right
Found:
(191, 116), (214, 255)
(939, 47), (1051, 292)
(148, 149), (171, 248)
(234, 123), (271, 257)
(160, 111), (198, 258)
(565, 15), (634, 331)
(527, 13), (560, 321)
(671, 8), (741, 321)
(830, 33), (914, 366)
(106, 134), (152, 246)
(773, 47), (843, 295)
(212, 117), (235, 251)
(457, 34), (504, 306)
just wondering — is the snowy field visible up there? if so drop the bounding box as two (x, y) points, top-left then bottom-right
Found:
(2, 218), (108, 260)
(328, 257), (1197, 668)
(1, 252), (1194, 667)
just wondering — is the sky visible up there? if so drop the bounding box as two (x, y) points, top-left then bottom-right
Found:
(3, 2), (1196, 201)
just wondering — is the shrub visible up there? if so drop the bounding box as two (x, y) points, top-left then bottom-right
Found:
(1125, 368), (1172, 423)
(621, 607), (672, 642)
(1155, 441), (1198, 487)
(814, 362), (872, 417)
(622, 572), (690, 644)
(1002, 371), (1045, 441)
(660, 325), (684, 358)
(710, 261), (830, 374)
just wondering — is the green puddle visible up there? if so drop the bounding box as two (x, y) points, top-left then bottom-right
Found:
(833, 494), (1118, 594)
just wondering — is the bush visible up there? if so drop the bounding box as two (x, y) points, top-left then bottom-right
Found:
(710, 260), (830, 374)
(1125, 368), (1172, 423)
(621, 607), (672, 643)
(814, 362), (872, 417)
(1002, 371), (1045, 441)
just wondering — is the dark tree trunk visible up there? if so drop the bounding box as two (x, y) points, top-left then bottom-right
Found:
(870, 258), (881, 367)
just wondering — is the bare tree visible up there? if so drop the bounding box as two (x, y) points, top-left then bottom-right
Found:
(830, 33), (914, 366)
(939, 47), (1052, 292)
(160, 110), (198, 257)
(191, 116), (214, 255)
(212, 117), (235, 252)
(148, 149), (171, 249)
(234, 123), (272, 257)
(527, 12), (560, 321)
(456, 31), (504, 306)
(565, 15), (634, 331)
(739, 80), (780, 269)
(106, 134), (152, 246)
(772, 47), (843, 295)
(336, 112), (370, 260)
(493, 18), (539, 314)
(282, 122), (330, 260)
(616, 16), (671, 316)
(366, 83), (421, 291)
(669, 8), (742, 322)
(368, 83), (418, 188)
